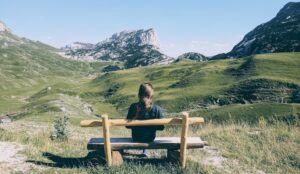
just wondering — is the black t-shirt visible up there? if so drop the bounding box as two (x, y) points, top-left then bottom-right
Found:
(126, 102), (164, 142)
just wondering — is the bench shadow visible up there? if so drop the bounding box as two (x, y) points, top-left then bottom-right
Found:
(26, 151), (106, 168)
(27, 151), (174, 169)
(121, 151), (174, 166)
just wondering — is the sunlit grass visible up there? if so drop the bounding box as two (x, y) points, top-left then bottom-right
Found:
(0, 118), (299, 173)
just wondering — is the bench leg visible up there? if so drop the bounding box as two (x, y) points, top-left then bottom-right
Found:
(86, 149), (123, 166)
(111, 150), (123, 166)
(167, 149), (180, 163)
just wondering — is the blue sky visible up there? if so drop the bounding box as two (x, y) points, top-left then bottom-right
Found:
(0, 0), (296, 57)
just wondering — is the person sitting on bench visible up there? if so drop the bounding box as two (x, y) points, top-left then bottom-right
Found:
(126, 83), (164, 157)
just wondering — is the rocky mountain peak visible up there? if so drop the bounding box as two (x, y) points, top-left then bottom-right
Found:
(103, 28), (160, 48)
(276, 2), (300, 19)
(215, 2), (300, 59)
(139, 28), (160, 48)
(0, 21), (11, 32)
(61, 42), (94, 51)
(60, 28), (173, 68)
(177, 52), (208, 62)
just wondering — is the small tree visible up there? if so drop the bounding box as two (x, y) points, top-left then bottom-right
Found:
(50, 115), (69, 141)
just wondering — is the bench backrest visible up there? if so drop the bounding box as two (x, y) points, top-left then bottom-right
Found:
(80, 112), (204, 168)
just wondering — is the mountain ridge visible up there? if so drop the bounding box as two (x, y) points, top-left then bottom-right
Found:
(213, 2), (300, 59)
(60, 28), (174, 68)
(176, 52), (208, 62)
(0, 20), (11, 32)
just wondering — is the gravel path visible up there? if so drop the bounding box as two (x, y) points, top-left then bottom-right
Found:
(0, 141), (34, 173)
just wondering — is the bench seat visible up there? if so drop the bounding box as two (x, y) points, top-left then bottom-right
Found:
(87, 137), (207, 150)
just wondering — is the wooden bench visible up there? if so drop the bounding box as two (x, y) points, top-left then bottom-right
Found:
(80, 112), (206, 168)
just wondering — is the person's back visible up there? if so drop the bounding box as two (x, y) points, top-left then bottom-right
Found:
(126, 83), (164, 156)
(126, 102), (164, 142)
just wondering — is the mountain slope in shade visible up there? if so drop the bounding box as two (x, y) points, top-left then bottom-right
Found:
(60, 28), (174, 68)
(213, 2), (300, 59)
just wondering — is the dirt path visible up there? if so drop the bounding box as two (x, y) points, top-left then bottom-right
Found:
(0, 141), (34, 173)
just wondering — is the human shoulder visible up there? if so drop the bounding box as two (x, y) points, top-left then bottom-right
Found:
(152, 104), (163, 118)
(152, 104), (163, 112)
(129, 102), (139, 108)
(127, 102), (139, 119)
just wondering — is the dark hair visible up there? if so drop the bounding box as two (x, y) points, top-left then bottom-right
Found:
(138, 83), (154, 110)
(138, 83), (154, 97)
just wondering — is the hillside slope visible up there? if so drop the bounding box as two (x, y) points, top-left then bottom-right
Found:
(0, 26), (111, 116)
(87, 53), (300, 114)
(212, 2), (300, 59)
(1, 24), (299, 122)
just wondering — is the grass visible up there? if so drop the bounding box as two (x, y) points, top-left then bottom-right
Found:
(0, 35), (300, 173)
(0, 118), (299, 173)
(84, 53), (300, 115)
(0, 31), (111, 115)
(1, 48), (300, 119)
(190, 103), (300, 124)
(199, 122), (300, 173)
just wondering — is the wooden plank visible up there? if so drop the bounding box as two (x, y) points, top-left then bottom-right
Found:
(80, 117), (204, 127)
(87, 137), (206, 150)
(102, 115), (112, 166)
(180, 112), (189, 168)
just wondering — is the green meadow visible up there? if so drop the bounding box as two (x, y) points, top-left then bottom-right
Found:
(0, 45), (299, 173)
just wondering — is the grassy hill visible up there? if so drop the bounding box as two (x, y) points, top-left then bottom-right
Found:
(0, 31), (112, 120)
(1, 43), (300, 124)
(0, 40), (299, 173)
(82, 52), (300, 121)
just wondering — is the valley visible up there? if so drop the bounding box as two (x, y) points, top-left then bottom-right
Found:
(0, 2), (299, 173)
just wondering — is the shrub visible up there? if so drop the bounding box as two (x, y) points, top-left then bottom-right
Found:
(258, 116), (267, 128)
(50, 115), (69, 141)
(102, 65), (121, 72)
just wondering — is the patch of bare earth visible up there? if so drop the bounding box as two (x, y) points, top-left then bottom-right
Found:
(0, 141), (39, 173)
(189, 145), (266, 174)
